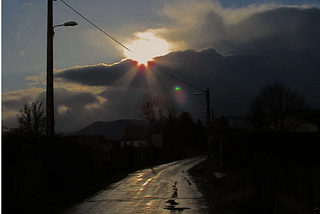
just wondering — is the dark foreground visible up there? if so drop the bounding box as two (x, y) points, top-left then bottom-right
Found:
(189, 156), (320, 214)
(4, 132), (319, 213)
(3, 135), (204, 214)
(60, 156), (211, 214)
(189, 159), (257, 214)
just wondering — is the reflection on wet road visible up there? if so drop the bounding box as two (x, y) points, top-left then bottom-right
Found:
(60, 156), (212, 214)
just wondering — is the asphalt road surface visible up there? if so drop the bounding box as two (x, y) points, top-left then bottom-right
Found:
(60, 156), (214, 214)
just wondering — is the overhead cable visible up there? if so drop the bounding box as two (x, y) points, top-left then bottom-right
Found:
(60, 0), (131, 52)
(153, 63), (205, 93)
(59, 0), (205, 93)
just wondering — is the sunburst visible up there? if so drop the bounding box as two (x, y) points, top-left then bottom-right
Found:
(124, 32), (169, 65)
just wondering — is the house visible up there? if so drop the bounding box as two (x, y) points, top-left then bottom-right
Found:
(2, 126), (10, 135)
(121, 124), (165, 148)
(121, 126), (147, 147)
(2, 126), (20, 137)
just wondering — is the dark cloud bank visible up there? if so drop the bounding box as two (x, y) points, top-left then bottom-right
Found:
(52, 7), (320, 131)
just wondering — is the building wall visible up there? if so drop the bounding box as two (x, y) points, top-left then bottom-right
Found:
(121, 140), (147, 147)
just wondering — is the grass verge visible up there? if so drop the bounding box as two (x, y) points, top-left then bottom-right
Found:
(189, 158), (255, 214)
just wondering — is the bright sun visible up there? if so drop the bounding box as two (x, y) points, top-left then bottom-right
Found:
(124, 32), (169, 65)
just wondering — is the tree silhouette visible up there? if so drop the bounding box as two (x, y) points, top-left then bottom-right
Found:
(178, 112), (197, 146)
(218, 116), (229, 127)
(162, 112), (204, 147)
(163, 100), (181, 120)
(16, 100), (46, 139)
(137, 93), (162, 122)
(249, 82), (306, 131)
(137, 93), (181, 122)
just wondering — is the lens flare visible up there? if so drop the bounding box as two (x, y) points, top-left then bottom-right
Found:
(173, 86), (186, 104)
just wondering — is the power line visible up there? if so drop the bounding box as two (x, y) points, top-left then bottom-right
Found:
(59, 0), (204, 93)
(152, 63), (205, 93)
(59, 0), (132, 52)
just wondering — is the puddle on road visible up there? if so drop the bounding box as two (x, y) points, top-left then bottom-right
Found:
(141, 199), (157, 212)
(164, 205), (191, 211)
(142, 178), (153, 186)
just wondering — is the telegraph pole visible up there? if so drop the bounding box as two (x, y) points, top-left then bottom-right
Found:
(206, 88), (212, 160)
(46, 0), (54, 136)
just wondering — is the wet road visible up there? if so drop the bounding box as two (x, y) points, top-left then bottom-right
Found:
(60, 156), (213, 214)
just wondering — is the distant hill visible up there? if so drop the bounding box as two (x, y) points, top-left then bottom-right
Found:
(71, 119), (149, 140)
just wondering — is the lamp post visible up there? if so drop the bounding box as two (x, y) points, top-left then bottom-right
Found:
(193, 88), (212, 160)
(53, 21), (78, 28)
(46, 0), (77, 137)
(219, 134), (222, 169)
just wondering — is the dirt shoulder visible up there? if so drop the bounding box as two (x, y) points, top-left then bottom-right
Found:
(189, 158), (255, 214)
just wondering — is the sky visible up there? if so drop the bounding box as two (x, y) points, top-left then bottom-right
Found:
(2, 0), (320, 132)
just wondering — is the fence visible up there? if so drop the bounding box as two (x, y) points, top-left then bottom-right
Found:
(217, 132), (320, 213)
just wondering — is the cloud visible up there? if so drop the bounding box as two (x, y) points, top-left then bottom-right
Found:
(2, 85), (109, 132)
(2, 87), (44, 103)
(16, 32), (21, 40)
(159, 1), (320, 53)
(2, 87), (45, 127)
(25, 71), (46, 85)
(3, 45), (320, 132)
(18, 50), (25, 56)
(55, 61), (133, 87)
(57, 105), (69, 115)
(224, 7), (320, 53)
(161, 0), (217, 26)
(50, 46), (320, 131)
(3, 2), (320, 132)
(22, 3), (34, 7)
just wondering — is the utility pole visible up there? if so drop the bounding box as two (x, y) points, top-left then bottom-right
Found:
(211, 107), (215, 135)
(46, 0), (55, 137)
(206, 88), (212, 160)
(193, 88), (212, 160)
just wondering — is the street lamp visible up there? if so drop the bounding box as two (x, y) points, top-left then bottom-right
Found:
(193, 88), (212, 160)
(54, 21), (78, 28)
(46, 0), (78, 137)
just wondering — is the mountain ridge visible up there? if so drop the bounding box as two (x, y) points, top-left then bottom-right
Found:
(71, 119), (149, 140)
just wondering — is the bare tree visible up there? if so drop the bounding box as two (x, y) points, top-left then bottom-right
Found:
(137, 93), (166, 122)
(137, 93), (158, 122)
(249, 82), (306, 131)
(163, 100), (182, 119)
(16, 100), (46, 139)
(137, 93), (181, 122)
